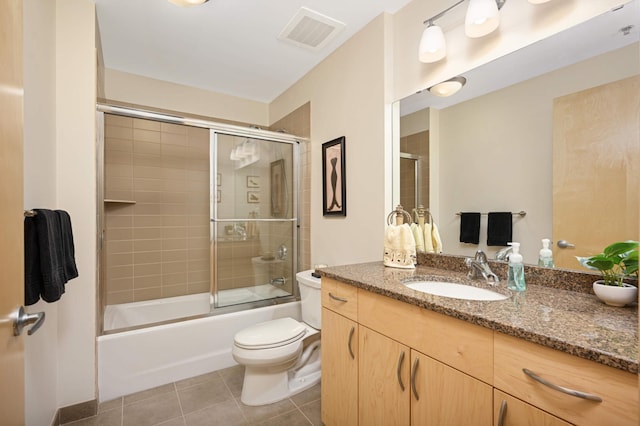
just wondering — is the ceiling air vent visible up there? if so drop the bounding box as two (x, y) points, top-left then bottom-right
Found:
(278, 7), (345, 51)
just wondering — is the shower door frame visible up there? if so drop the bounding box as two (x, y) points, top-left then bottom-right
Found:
(96, 104), (304, 335)
(209, 131), (300, 311)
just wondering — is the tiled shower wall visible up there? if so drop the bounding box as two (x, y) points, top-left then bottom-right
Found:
(103, 114), (210, 305)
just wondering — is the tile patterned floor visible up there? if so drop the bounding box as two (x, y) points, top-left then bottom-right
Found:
(62, 366), (322, 426)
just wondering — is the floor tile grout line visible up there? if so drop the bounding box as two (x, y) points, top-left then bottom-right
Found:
(172, 381), (187, 424)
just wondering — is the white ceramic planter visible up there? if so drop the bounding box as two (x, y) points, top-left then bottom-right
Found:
(592, 280), (638, 307)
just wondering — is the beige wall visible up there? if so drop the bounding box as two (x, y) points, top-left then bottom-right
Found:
(102, 68), (270, 127)
(23, 0), (97, 421)
(392, 0), (631, 102)
(55, 0), (97, 408)
(434, 44), (639, 263)
(23, 0), (59, 424)
(269, 14), (393, 267)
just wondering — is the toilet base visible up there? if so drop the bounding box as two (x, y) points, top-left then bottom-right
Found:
(240, 347), (321, 406)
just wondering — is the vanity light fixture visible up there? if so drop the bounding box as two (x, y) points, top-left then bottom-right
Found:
(428, 76), (467, 97)
(528, 0), (552, 3)
(465, 0), (502, 38)
(167, 0), (209, 7)
(418, 0), (507, 63)
(419, 22), (447, 63)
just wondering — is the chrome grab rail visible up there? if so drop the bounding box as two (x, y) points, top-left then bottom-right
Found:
(411, 357), (420, 400)
(397, 351), (406, 391)
(329, 293), (348, 303)
(523, 368), (603, 402)
(347, 326), (355, 359)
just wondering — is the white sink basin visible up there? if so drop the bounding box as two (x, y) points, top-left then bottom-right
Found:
(404, 281), (508, 301)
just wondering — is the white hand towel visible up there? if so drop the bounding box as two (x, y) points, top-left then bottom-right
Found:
(431, 222), (443, 253)
(410, 223), (425, 252)
(423, 222), (434, 253)
(384, 224), (416, 269)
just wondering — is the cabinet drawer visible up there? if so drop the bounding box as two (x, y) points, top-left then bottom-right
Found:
(494, 332), (638, 426)
(321, 277), (358, 321)
(358, 289), (493, 384)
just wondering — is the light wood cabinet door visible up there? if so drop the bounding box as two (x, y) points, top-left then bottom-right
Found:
(494, 390), (571, 426)
(321, 307), (358, 426)
(359, 326), (410, 426)
(411, 350), (493, 426)
(494, 332), (637, 426)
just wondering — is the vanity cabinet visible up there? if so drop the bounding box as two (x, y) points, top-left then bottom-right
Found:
(493, 390), (571, 426)
(359, 326), (410, 425)
(322, 276), (638, 426)
(321, 278), (359, 425)
(494, 332), (637, 426)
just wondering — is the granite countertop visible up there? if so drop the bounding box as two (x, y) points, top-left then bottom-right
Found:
(320, 261), (638, 374)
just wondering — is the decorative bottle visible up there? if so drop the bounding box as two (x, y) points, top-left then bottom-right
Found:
(507, 242), (526, 291)
(538, 238), (554, 268)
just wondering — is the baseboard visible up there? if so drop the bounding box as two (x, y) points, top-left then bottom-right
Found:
(55, 399), (97, 425)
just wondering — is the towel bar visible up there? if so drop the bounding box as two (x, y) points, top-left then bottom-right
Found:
(456, 211), (526, 217)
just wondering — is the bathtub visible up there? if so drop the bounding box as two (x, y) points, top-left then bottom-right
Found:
(98, 296), (301, 402)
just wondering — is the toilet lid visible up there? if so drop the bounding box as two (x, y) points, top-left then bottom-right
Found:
(234, 318), (307, 350)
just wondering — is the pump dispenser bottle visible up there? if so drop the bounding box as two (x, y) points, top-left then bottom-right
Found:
(538, 238), (554, 268)
(507, 242), (526, 291)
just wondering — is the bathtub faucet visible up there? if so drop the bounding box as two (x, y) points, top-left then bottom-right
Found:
(270, 277), (286, 286)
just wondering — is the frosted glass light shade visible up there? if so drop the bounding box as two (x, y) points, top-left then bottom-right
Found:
(465, 0), (500, 38)
(418, 25), (446, 63)
(528, 0), (552, 3)
(428, 76), (466, 97)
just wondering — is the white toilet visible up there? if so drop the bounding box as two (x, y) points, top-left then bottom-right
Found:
(232, 269), (322, 406)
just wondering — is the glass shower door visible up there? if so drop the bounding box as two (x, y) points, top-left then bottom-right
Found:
(211, 132), (298, 309)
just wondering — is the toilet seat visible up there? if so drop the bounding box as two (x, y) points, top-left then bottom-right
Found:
(234, 317), (307, 350)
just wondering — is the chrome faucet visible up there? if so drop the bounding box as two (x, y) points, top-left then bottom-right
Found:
(495, 246), (513, 261)
(465, 250), (500, 284)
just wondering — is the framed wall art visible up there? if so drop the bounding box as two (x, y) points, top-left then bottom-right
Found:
(322, 136), (346, 216)
(247, 191), (260, 203)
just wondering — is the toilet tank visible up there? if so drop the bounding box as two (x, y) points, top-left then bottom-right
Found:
(297, 270), (322, 329)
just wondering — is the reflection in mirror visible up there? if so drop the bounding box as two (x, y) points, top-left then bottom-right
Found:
(395, 2), (639, 269)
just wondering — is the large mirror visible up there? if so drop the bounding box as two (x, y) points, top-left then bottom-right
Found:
(395, 1), (640, 269)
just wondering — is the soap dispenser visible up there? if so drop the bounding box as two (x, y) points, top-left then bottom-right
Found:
(538, 238), (554, 268)
(507, 242), (526, 291)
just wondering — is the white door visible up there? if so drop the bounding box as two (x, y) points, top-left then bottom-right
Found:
(0, 1), (26, 424)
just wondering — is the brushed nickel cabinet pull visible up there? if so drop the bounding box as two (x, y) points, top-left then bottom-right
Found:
(497, 400), (507, 426)
(397, 351), (405, 391)
(347, 326), (355, 359)
(329, 292), (348, 303)
(411, 357), (420, 400)
(523, 368), (603, 402)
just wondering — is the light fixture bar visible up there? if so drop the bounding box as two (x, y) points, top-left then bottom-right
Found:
(423, 0), (466, 25)
(423, 0), (507, 25)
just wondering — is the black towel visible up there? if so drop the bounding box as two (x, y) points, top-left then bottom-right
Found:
(56, 210), (79, 282)
(24, 209), (79, 305)
(487, 212), (512, 246)
(24, 216), (42, 305)
(459, 212), (481, 244)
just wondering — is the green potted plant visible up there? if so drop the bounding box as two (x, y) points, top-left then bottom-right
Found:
(577, 240), (638, 307)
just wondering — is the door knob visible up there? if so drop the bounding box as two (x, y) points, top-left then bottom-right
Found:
(557, 240), (575, 249)
(13, 306), (45, 336)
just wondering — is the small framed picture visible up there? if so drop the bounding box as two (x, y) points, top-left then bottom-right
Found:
(216, 190), (221, 203)
(247, 176), (260, 188)
(247, 191), (260, 203)
(322, 136), (346, 216)
(216, 173), (222, 187)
